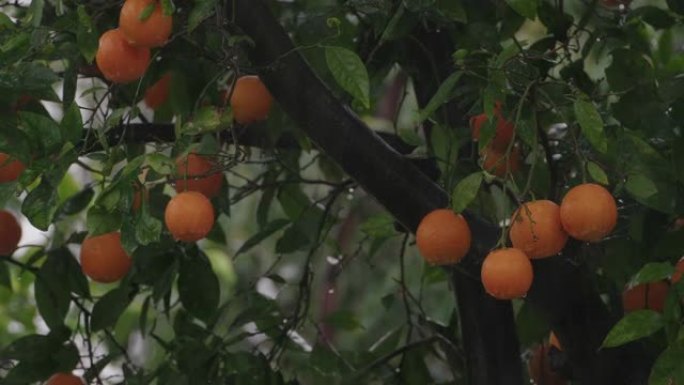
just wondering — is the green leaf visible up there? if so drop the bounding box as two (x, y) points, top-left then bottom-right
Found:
(275, 225), (310, 253)
(0, 261), (11, 291)
(84, 355), (117, 383)
(1, 334), (55, 362)
(22, 179), (58, 231)
(181, 107), (222, 135)
(76, 6), (98, 63)
(587, 161), (609, 185)
(135, 209), (162, 246)
(188, 0), (216, 32)
(178, 251), (219, 322)
(418, 71), (462, 123)
(649, 344), (684, 385)
(606, 49), (655, 93)
(160, 0), (174, 16)
(146, 153), (174, 175)
(668, 0), (684, 14)
(451, 172), (483, 213)
(625, 174), (658, 199)
(91, 287), (132, 332)
(139, 3), (156, 21)
(601, 310), (664, 348)
(26, 0), (44, 26)
(574, 98), (607, 153)
(325, 46), (370, 108)
(53, 342), (79, 372)
(630, 262), (675, 285)
(323, 310), (364, 331)
(505, 0), (539, 19)
(360, 213), (396, 239)
(60, 103), (83, 144)
(55, 187), (94, 218)
(86, 205), (122, 236)
(34, 255), (71, 330)
(236, 219), (289, 256)
(20, 112), (62, 155)
(152, 259), (178, 302)
(436, 0), (466, 23)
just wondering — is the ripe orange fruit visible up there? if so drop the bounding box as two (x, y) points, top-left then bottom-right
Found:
(672, 257), (684, 284)
(528, 344), (567, 385)
(510, 200), (568, 259)
(560, 183), (617, 242)
(415, 209), (472, 265)
(470, 102), (516, 151)
(481, 248), (533, 300)
(45, 373), (84, 385)
(481, 146), (521, 177)
(0, 152), (26, 183)
(80, 232), (132, 283)
(95, 29), (151, 84)
(0, 211), (22, 256)
(132, 185), (148, 212)
(175, 153), (223, 198)
(119, 0), (173, 48)
(622, 281), (669, 313)
(144, 72), (171, 109)
(229, 75), (273, 124)
(165, 191), (215, 242)
(549, 331), (561, 351)
(480, 248), (533, 300)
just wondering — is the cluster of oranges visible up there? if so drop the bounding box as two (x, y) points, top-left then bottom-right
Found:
(95, 0), (173, 84)
(417, 183), (619, 300)
(81, 151), (223, 284)
(470, 102), (520, 177)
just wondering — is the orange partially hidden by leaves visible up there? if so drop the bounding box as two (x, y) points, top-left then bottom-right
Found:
(415, 209), (472, 265)
(175, 153), (223, 198)
(470, 102), (516, 151)
(510, 200), (568, 259)
(481, 146), (521, 177)
(45, 373), (84, 385)
(80, 232), (132, 283)
(96, 29), (151, 84)
(528, 344), (568, 385)
(132, 185), (149, 212)
(230, 75), (273, 124)
(549, 331), (562, 351)
(0, 211), (22, 256)
(622, 281), (669, 313)
(165, 191), (215, 242)
(144, 73), (172, 110)
(672, 257), (684, 284)
(481, 248), (533, 300)
(119, 0), (173, 48)
(560, 183), (617, 242)
(0, 152), (26, 183)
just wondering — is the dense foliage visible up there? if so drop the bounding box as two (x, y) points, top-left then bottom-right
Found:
(1, 0), (684, 384)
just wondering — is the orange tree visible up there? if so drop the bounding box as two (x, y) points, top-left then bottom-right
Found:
(1, 0), (684, 384)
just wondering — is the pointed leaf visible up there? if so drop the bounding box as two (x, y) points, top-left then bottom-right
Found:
(601, 310), (664, 348)
(325, 46), (370, 108)
(451, 172), (483, 213)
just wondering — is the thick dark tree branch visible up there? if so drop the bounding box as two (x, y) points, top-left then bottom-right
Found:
(225, 1), (521, 385)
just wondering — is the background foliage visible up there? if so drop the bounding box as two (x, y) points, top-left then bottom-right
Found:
(1, 0), (684, 384)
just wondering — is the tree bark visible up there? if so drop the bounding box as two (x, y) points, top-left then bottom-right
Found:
(226, 1), (523, 384)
